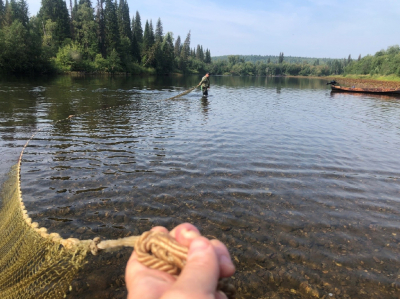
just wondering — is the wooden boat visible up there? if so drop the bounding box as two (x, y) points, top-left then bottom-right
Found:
(330, 85), (400, 95)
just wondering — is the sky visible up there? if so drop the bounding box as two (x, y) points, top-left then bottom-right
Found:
(26, 0), (400, 59)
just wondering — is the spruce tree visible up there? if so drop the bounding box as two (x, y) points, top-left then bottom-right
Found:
(196, 44), (201, 60)
(130, 14), (140, 62)
(205, 48), (211, 63)
(149, 19), (154, 47)
(103, 0), (120, 56)
(2, 0), (12, 27)
(16, 0), (29, 27)
(117, 0), (131, 40)
(104, 0), (120, 57)
(0, 0), (4, 27)
(131, 31), (140, 62)
(161, 32), (174, 72)
(174, 35), (181, 57)
(200, 45), (204, 61)
(38, 0), (71, 44)
(155, 17), (163, 43)
(73, 0), (98, 57)
(95, 0), (106, 57)
(180, 30), (190, 59)
(143, 19), (150, 51)
(278, 52), (284, 63)
(133, 11), (142, 45)
(178, 31), (190, 71)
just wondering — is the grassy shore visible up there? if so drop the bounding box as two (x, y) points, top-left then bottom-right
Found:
(328, 74), (400, 82)
(326, 76), (400, 89)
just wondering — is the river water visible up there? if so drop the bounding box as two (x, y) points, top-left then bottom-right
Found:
(2, 75), (400, 298)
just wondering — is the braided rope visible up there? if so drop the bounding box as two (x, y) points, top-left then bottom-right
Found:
(91, 231), (235, 298)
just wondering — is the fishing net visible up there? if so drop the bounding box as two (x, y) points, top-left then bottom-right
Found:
(0, 164), (89, 299)
(0, 86), (206, 299)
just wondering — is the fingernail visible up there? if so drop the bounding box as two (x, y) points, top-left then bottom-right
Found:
(189, 238), (209, 255)
(218, 291), (228, 299)
(220, 255), (233, 267)
(181, 228), (200, 239)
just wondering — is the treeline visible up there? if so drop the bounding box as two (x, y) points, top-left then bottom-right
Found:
(209, 54), (353, 77)
(344, 45), (400, 77)
(0, 0), (212, 74)
(213, 54), (338, 66)
(212, 47), (400, 78)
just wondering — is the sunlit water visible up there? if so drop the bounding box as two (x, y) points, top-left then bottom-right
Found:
(2, 75), (400, 298)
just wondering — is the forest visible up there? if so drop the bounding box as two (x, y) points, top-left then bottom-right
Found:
(0, 0), (399, 78)
(211, 47), (400, 79)
(209, 54), (346, 77)
(0, 0), (211, 74)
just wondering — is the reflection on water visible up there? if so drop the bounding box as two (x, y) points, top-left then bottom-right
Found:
(2, 75), (400, 298)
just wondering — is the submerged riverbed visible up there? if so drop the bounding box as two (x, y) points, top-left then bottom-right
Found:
(2, 75), (400, 298)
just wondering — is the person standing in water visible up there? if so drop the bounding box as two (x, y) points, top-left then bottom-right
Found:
(197, 73), (210, 96)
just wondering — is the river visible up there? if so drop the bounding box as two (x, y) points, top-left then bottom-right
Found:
(1, 74), (400, 298)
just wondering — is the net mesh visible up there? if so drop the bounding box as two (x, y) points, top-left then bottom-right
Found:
(0, 165), (88, 299)
(0, 86), (198, 298)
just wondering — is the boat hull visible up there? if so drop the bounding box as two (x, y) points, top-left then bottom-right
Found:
(331, 85), (400, 95)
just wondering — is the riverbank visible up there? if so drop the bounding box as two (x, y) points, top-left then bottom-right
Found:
(326, 77), (400, 89)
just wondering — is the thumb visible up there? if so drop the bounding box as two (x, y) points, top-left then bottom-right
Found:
(169, 237), (220, 296)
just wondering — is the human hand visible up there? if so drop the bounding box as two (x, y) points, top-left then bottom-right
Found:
(125, 223), (235, 299)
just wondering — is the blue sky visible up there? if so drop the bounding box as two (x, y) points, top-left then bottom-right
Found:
(27, 0), (400, 59)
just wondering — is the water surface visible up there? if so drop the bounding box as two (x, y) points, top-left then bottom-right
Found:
(2, 75), (400, 298)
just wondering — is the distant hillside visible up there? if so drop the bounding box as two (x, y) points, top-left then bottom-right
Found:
(212, 55), (339, 65)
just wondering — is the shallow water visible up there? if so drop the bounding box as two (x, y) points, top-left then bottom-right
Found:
(2, 75), (400, 298)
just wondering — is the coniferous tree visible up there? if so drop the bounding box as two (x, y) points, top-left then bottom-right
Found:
(0, 0), (4, 26)
(196, 44), (204, 61)
(174, 35), (181, 57)
(0, 0), (5, 29)
(143, 19), (154, 53)
(103, 0), (120, 56)
(205, 48), (211, 63)
(0, 0), (213, 73)
(133, 11), (142, 46)
(181, 30), (190, 58)
(38, 0), (71, 45)
(95, 0), (106, 57)
(71, 0), (78, 36)
(149, 19), (154, 47)
(12, 0), (29, 27)
(142, 19), (150, 52)
(73, 0), (98, 57)
(155, 17), (163, 43)
(0, 13), (46, 73)
(117, 0), (131, 41)
(178, 31), (190, 71)
(3, 0), (13, 27)
(278, 52), (284, 63)
(160, 32), (174, 72)
(130, 14), (140, 62)
(358, 54), (361, 61)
